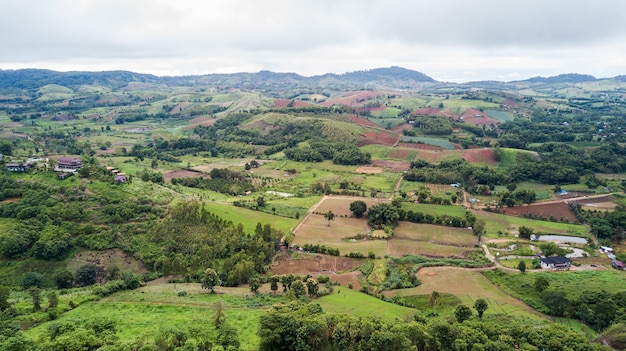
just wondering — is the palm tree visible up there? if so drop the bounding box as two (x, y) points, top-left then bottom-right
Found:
(324, 211), (335, 226)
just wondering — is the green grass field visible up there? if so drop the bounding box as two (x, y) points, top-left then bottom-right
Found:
(399, 136), (456, 150)
(484, 110), (513, 122)
(401, 203), (467, 217)
(316, 287), (415, 322)
(476, 211), (588, 237)
(202, 201), (299, 234)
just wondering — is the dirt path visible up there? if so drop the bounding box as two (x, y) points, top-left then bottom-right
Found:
(291, 195), (328, 234)
(391, 175), (404, 198)
(532, 193), (613, 206)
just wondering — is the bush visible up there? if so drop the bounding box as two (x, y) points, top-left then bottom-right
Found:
(75, 264), (97, 287)
(22, 272), (45, 289)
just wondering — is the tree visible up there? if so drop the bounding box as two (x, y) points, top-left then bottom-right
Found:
(472, 219), (486, 240)
(473, 298), (488, 319)
(0, 286), (10, 311)
(257, 196), (266, 207)
(270, 276), (279, 295)
(518, 226), (534, 240)
(75, 264), (98, 287)
(53, 269), (74, 289)
(290, 280), (306, 298)
(47, 291), (59, 309)
(201, 268), (221, 293)
(22, 272), (45, 290)
(249, 277), (260, 294)
(349, 200), (367, 218)
(428, 291), (440, 308)
(454, 305), (472, 323)
(306, 278), (319, 298)
(29, 288), (41, 312)
(367, 203), (400, 227)
(517, 260), (526, 273)
(534, 276), (550, 293)
(324, 211), (335, 226)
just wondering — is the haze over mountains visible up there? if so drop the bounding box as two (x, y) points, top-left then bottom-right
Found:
(0, 66), (623, 91)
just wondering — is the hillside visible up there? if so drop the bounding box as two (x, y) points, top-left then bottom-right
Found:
(0, 68), (625, 350)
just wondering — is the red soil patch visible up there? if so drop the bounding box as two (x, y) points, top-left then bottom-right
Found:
(183, 116), (218, 130)
(358, 131), (399, 147)
(412, 108), (457, 118)
(460, 108), (500, 126)
(504, 203), (578, 223)
(320, 91), (380, 107)
(502, 99), (519, 108)
(412, 107), (441, 115)
(390, 123), (413, 133)
(164, 169), (209, 182)
(371, 160), (410, 171)
(270, 253), (363, 275)
(274, 99), (316, 108)
(388, 149), (415, 160)
(350, 115), (382, 128)
(463, 148), (496, 165)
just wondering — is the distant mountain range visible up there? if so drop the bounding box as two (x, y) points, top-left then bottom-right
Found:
(0, 66), (620, 91)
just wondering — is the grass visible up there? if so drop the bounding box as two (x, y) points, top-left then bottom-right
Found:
(386, 239), (477, 257)
(476, 211), (588, 237)
(401, 203), (467, 217)
(201, 201), (299, 234)
(316, 287), (415, 322)
(484, 110), (513, 122)
(393, 222), (478, 246)
(399, 136), (456, 150)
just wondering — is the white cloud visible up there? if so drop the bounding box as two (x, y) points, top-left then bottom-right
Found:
(1, 0), (625, 82)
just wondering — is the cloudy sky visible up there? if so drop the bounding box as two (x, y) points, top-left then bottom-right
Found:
(1, 0), (625, 82)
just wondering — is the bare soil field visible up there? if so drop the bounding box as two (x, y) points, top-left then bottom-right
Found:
(355, 166), (384, 174)
(504, 202), (578, 222)
(164, 169), (210, 181)
(313, 197), (385, 217)
(460, 109), (501, 126)
(390, 123), (413, 133)
(386, 239), (475, 258)
(350, 115), (381, 128)
(270, 252), (364, 275)
(183, 115), (217, 130)
(462, 148), (496, 166)
(320, 91), (380, 107)
(67, 248), (147, 283)
(394, 222), (477, 246)
(274, 99), (315, 108)
(388, 149), (415, 160)
(358, 131), (399, 147)
(370, 160), (410, 171)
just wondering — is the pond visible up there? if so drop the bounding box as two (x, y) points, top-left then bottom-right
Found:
(535, 235), (588, 244)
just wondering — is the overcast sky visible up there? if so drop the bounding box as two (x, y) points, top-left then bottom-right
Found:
(1, 0), (625, 82)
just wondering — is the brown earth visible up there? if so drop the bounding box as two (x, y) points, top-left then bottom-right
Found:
(390, 123), (413, 133)
(463, 148), (496, 165)
(274, 99), (316, 108)
(270, 252), (364, 275)
(68, 248), (147, 284)
(164, 169), (210, 181)
(504, 202), (578, 223)
(350, 115), (382, 128)
(371, 160), (411, 171)
(358, 131), (399, 147)
(388, 149), (415, 160)
(355, 166), (384, 174)
(320, 91), (380, 107)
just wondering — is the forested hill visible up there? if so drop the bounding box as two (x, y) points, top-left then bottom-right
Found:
(0, 67), (437, 91)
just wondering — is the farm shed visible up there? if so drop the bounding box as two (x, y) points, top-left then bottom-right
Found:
(540, 256), (572, 270)
(613, 260), (625, 271)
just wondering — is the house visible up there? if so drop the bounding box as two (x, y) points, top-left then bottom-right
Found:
(613, 260), (625, 271)
(601, 246), (613, 253)
(55, 157), (84, 172)
(6, 163), (27, 172)
(540, 256), (572, 270)
(114, 174), (127, 183)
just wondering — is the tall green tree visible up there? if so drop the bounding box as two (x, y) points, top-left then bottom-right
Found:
(454, 305), (472, 323)
(201, 268), (221, 293)
(349, 200), (367, 218)
(517, 260), (527, 273)
(0, 286), (10, 311)
(324, 211), (335, 226)
(473, 298), (488, 319)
